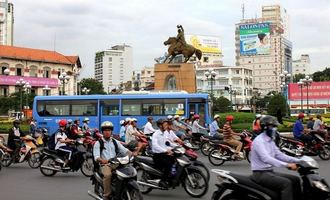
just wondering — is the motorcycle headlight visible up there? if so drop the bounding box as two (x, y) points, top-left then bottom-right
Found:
(313, 181), (330, 192)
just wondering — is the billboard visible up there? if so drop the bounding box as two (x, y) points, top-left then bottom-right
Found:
(239, 23), (271, 55)
(288, 81), (330, 100)
(186, 35), (221, 54)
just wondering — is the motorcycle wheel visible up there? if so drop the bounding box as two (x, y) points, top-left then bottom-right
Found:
(319, 145), (330, 160)
(80, 157), (94, 177)
(28, 152), (41, 168)
(208, 149), (225, 166)
(193, 162), (210, 181)
(183, 169), (208, 198)
(40, 157), (57, 176)
(136, 168), (153, 194)
(201, 142), (212, 156)
(1, 152), (12, 167)
(125, 188), (143, 200)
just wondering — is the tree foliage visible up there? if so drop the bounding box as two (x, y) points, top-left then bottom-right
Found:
(79, 78), (106, 94)
(312, 68), (330, 82)
(267, 93), (288, 117)
(213, 96), (232, 113)
(0, 92), (35, 115)
(292, 73), (306, 83)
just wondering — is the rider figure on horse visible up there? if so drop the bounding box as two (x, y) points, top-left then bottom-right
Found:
(175, 25), (186, 53)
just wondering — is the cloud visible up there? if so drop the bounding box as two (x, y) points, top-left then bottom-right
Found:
(10, 0), (330, 78)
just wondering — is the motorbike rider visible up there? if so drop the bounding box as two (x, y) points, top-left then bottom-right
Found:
(251, 115), (302, 200)
(55, 120), (76, 167)
(223, 115), (243, 159)
(209, 114), (223, 139)
(119, 119), (126, 142)
(7, 119), (26, 153)
(144, 116), (156, 135)
(125, 118), (146, 155)
(66, 119), (73, 137)
(29, 118), (37, 136)
(166, 120), (183, 145)
(172, 115), (190, 139)
(152, 118), (175, 187)
(82, 117), (90, 133)
(191, 114), (207, 135)
(252, 114), (262, 140)
(70, 118), (83, 139)
(313, 114), (328, 141)
(93, 121), (132, 200)
(293, 113), (313, 145)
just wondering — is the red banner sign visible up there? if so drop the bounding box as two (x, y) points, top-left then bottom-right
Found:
(0, 75), (59, 88)
(288, 81), (330, 100)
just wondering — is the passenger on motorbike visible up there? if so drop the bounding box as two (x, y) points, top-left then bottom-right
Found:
(70, 119), (83, 139)
(7, 119), (26, 153)
(191, 114), (207, 135)
(209, 115), (222, 140)
(152, 119), (176, 187)
(93, 121), (132, 200)
(313, 114), (328, 141)
(55, 120), (76, 167)
(29, 118), (37, 136)
(125, 118), (146, 155)
(172, 115), (190, 139)
(223, 115), (243, 159)
(293, 113), (313, 145)
(66, 119), (73, 137)
(252, 114), (262, 140)
(82, 117), (90, 133)
(119, 120), (126, 142)
(251, 115), (301, 200)
(166, 120), (183, 145)
(144, 116), (156, 135)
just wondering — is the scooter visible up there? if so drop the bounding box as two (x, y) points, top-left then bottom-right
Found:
(88, 155), (143, 200)
(135, 146), (208, 198)
(211, 156), (330, 200)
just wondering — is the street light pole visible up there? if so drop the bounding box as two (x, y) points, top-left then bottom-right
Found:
(58, 72), (70, 95)
(204, 69), (217, 118)
(298, 79), (304, 112)
(302, 76), (313, 114)
(279, 71), (291, 116)
(16, 78), (26, 112)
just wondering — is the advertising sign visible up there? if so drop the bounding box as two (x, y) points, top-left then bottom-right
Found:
(186, 35), (221, 54)
(239, 23), (271, 55)
(288, 81), (330, 100)
(0, 75), (59, 87)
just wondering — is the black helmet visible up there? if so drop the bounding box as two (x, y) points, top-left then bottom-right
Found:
(156, 118), (168, 128)
(260, 115), (279, 130)
(13, 119), (21, 125)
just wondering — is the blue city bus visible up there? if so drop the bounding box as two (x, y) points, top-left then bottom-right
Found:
(32, 92), (211, 135)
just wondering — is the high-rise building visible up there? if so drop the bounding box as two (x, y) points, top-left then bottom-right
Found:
(94, 44), (133, 93)
(0, 1), (14, 45)
(292, 54), (311, 75)
(235, 5), (292, 96)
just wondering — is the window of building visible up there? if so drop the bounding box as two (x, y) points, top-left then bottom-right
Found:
(109, 57), (112, 62)
(30, 66), (38, 77)
(43, 67), (51, 78)
(16, 67), (22, 76)
(0, 86), (9, 97)
(203, 57), (209, 63)
(236, 70), (240, 74)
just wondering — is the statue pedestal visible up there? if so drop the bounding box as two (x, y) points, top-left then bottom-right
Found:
(154, 63), (196, 93)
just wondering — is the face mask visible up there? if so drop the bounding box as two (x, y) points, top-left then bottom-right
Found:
(266, 127), (277, 139)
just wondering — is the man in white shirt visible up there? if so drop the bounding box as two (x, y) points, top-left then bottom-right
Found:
(152, 119), (175, 187)
(144, 116), (156, 135)
(55, 120), (75, 167)
(313, 114), (328, 141)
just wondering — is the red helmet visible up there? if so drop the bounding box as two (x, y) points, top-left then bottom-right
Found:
(59, 119), (68, 127)
(193, 114), (200, 119)
(226, 115), (234, 121)
(298, 113), (305, 119)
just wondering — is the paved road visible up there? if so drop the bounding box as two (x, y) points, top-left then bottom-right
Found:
(1, 154), (330, 200)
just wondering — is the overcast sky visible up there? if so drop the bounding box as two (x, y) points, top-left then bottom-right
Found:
(11, 0), (330, 78)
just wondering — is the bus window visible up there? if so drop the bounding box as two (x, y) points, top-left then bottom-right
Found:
(142, 99), (162, 116)
(71, 100), (97, 116)
(37, 100), (70, 116)
(102, 100), (120, 116)
(164, 99), (185, 115)
(122, 100), (141, 116)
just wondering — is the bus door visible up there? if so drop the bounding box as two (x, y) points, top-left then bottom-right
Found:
(188, 99), (207, 127)
(100, 99), (121, 134)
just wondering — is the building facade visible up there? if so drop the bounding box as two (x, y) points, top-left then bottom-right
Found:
(292, 54), (311, 75)
(132, 66), (155, 90)
(95, 45), (133, 93)
(235, 5), (292, 96)
(0, 0), (13, 45)
(196, 66), (253, 107)
(0, 45), (81, 96)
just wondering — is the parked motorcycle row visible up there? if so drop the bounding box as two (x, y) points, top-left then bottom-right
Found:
(1, 125), (330, 200)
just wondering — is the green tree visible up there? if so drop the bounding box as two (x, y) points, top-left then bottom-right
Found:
(292, 73), (305, 83)
(313, 68), (330, 82)
(79, 78), (106, 94)
(267, 93), (288, 117)
(213, 96), (232, 113)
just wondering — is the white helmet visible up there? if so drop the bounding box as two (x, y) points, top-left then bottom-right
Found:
(256, 114), (262, 119)
(125, 117), (131, 122)
(181, 116), (186, 121)
(167, 115), (173, 120)
(174, 115), (180, 119)
(131, 118), (137, 122)
(120, 120), (125, 125)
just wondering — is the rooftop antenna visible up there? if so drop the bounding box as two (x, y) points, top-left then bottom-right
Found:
(241, 3), (245, 20)
(53, 33), (56, 52)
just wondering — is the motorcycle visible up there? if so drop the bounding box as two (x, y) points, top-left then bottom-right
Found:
(211, 156), (330, 200)
(1, 135), (41, 168)
(88, 155), (143, 200)
(200, 135), (223, 156)
(208, 131), (252, 166)
(135, 146), (208, 198)
(39, 140), (94, 177)
(278, 135), (305, 157)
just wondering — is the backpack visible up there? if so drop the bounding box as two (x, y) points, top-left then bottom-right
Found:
(92, 138), (119, 171)
(47, 132), (57, 150)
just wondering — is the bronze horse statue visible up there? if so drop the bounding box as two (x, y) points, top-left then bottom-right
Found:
(163, 37), (202, 63)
